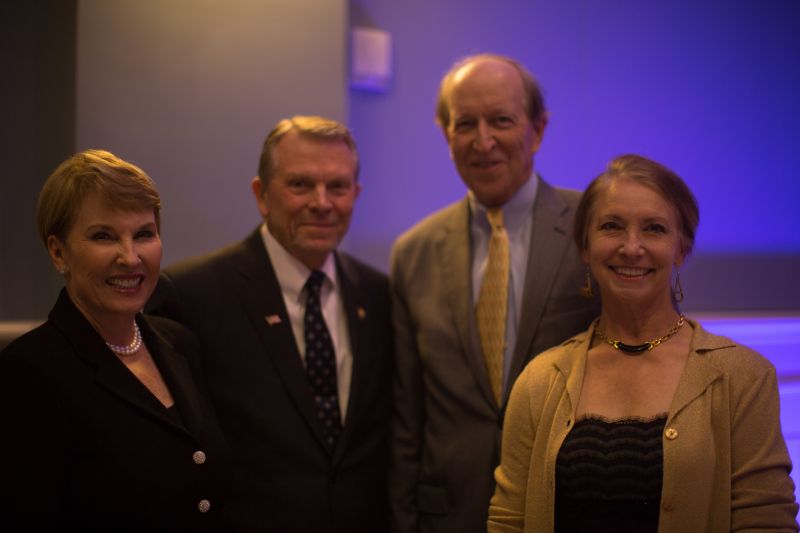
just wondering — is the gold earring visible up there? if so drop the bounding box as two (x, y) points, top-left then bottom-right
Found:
(672, 269), (684, 303)
(581, 266), (594, 298)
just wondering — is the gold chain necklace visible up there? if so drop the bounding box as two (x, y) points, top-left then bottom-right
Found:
(594, 315), (685, 355)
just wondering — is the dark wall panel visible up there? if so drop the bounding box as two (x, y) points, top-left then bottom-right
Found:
(0, 0), (76, 319)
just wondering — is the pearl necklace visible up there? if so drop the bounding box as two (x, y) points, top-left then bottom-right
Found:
(105, 322), (143, 356)
(594, 315), (685, 355)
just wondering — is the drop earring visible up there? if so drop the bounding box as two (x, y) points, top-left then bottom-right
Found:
(672, 269), (684, 303)
(581, 266), (594, 298)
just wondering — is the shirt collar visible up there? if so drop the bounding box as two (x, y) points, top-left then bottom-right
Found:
(468, 172), (539, 231)
(260, 223), (337, 303)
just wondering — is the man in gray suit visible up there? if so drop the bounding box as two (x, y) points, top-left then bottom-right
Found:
(389, 54), (600, 533)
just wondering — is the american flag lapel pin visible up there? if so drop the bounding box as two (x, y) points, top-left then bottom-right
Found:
(265, 314), (282, 326)
(357, 307), (366, 320)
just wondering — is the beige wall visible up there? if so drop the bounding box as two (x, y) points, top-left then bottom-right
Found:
(77, 0), (349, 266)
(0, 0), (348, 320)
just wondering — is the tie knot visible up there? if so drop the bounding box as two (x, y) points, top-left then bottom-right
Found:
(306, 270), (326, 294)
(486, 208), (504, 230)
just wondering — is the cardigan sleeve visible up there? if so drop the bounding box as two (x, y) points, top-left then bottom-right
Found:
(729, 361), (799, 530)
(488, 366), (535, 532)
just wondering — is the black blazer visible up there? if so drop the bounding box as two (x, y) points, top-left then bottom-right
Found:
(148, 228), (393, 533)
(0, 290), (231, 531)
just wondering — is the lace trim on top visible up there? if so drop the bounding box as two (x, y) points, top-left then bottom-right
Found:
(576, 411), (669, 424)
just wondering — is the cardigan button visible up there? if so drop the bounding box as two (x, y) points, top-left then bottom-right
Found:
(664, 427), (678, 440)
(198, 499), (211, 513)
(193, 450), (207, 464)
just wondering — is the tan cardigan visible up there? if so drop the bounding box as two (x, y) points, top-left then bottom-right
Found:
(489, 318), (798, 532)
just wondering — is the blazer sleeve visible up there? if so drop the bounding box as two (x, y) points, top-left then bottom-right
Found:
(730, 361), (799, 530)
(0, 343), (69, 527)
(488, 366), (534, 532)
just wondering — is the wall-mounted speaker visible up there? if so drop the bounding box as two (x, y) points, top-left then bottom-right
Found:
(350, 26), (392, 93)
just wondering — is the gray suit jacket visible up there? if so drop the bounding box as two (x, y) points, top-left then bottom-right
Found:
(389, 176), (600, 533)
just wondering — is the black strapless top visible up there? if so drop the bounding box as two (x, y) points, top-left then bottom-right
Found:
(554, 414), (667, 533)
(164, 402), (184, 427)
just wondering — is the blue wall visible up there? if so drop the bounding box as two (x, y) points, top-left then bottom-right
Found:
(347, 0), (800, 308)
(346, 0), (800, 501)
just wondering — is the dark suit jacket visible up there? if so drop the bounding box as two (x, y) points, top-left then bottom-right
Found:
(389, 177), (600, 533)
(0, 289), (231, 532)
(148, 228), (393, 533)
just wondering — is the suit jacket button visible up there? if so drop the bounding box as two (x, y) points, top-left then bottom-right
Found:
(193, 450), (207, 464)
(198, 499), (211, 513)
(664, 427), (678, 440)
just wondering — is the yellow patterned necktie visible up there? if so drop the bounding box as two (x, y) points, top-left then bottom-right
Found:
(476, 207), (508, 404)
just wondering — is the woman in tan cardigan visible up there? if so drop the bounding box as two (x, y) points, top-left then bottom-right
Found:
(489, 154), (798, 532)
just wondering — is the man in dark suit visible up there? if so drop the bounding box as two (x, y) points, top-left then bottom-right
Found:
(149, 116), (392, 532)
(389, 55), (600, 532)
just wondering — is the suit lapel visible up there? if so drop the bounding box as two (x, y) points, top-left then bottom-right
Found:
(141, 318), (205, 437)
(331, 254), (370, 462)
(437, 199), (498, 409)
(668, 321), (729, 421)
(235, 231), (331, 451)
(506, 178), (573, 400)
(49, 290), (189, 435)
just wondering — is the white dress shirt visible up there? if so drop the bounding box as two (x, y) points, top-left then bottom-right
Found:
(260, 223), (353, 421)
(469, 174), (538, 394)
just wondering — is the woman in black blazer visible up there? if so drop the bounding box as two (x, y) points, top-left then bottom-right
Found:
(0, 150), (230, 531)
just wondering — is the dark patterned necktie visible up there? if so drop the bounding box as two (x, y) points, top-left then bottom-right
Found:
(304, 270), (342, 447)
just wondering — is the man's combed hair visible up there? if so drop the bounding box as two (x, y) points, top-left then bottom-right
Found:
(257, 115), (360, 183)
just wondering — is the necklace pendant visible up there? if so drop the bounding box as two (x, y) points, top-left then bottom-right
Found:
(616, 341), (652, 354)
(595, 314), (685, 356)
